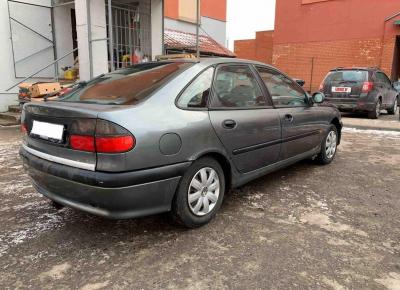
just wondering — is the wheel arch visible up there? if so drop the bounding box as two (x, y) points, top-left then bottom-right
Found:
(330, 117), (342, 145)
(194, 151), (233, 190)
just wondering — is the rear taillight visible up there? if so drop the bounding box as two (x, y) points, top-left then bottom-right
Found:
(362, 81), (374, 93)
(21, 123), (27, 134)
(319, 82), (324, 91)
(69, 119), (135, 153)
(70, 135), (95, 152)
(95, 136), (134, 153)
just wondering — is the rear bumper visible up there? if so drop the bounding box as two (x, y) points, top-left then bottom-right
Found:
(20, 147), (191, 219)
(326, 98), (375, 112)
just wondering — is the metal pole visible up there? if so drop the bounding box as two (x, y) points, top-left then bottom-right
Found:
(87, 0), (93, 78)
(310, 57), (315, 93)
(108, 0), (114, 71)
(50, 7), (59, 81)
(196, 0), (200, 59)
(6, 48), (78, 91)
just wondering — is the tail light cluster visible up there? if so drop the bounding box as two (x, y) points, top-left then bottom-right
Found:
(69, 119), (135, 153)
(362, 81), (374, 93)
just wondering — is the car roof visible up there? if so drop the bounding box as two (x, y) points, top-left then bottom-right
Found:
(329, 67), (381, 72)
(154, 57), (272, 67)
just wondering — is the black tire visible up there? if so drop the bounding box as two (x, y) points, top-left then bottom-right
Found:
(315, 125), (338, 165)
(368, 99), (381, 119)
(387, 97), (398, 115)
(171, 157), (225, 228)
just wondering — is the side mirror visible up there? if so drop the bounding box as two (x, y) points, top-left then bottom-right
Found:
(312, 92), (325, 104)
(295, 79), (305, 87)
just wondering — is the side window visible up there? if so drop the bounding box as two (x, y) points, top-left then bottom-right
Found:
(256, 66), (307, 107)
(211, 65), (266, 108)
(376, 72), (391, 86)
(177, 67), (214, 108)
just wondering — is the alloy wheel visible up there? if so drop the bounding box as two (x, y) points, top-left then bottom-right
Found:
(187, 167), (220, 216)
(325, 130), (337, 159)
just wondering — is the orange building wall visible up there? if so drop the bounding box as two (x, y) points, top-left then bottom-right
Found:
(273, 0), (400, 91)
(164, 0), (227, 22)
(234, 31), (274, 64)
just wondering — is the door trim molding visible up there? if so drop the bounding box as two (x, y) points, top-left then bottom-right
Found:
(232, 130), (320, 155)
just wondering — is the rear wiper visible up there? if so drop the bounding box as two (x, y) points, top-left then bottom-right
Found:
(339, 80), (357, 84)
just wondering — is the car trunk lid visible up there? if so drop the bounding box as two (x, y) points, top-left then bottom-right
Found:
(22, 102), (108, 171)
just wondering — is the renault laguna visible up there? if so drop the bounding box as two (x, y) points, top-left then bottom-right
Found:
(20, 58), (342, 228)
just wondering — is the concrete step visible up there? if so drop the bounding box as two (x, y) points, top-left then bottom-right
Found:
(0, 112), (21, 126)
(8, 105), (22, 113)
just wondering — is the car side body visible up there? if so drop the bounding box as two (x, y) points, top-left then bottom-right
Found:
(320, 67), (399, 118)
(20, 58), (342, 224)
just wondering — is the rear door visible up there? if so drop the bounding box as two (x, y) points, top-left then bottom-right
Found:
(375, 72), (392, 106)
(208, 64), (281, 173)
(255, 66), (323, 160)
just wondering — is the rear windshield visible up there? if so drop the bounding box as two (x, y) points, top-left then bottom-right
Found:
(58, 62), (193, 105)
(325, 70), (368, 83)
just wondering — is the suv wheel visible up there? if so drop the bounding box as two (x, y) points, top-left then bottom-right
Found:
(387, 97), (398, 115)
(368, 99), (381, 119)
(171, 157), (225, 228)
(316, 125), (338, 165)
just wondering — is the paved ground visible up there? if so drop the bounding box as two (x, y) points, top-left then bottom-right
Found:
(342, 110), (400, 131)
(0, 125), (400, 290)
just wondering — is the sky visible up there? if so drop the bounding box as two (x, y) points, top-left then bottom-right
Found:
(226, 0), (276, 49)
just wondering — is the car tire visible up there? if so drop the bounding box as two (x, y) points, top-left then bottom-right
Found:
(387, 97), (398, 115)
(368, 99), (381, 119)
(315, 125), (338, 165)
(171, 157), (225, 228)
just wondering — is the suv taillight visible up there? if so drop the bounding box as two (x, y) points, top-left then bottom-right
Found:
(362, 81), (374, 93)
(319, 82), (324, 91)
(69, 119), (135, 153)
(21, 123), (27, 135)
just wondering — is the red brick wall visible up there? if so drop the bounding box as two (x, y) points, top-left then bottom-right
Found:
(234, 31), (274, 64)
(273, 37), (397, 92)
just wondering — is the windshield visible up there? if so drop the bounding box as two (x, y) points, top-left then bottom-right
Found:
(325, 70), (368, 83)
(58, 62), (193, 105)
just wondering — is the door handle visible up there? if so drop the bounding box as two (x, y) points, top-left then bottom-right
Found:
(222, 119), (237, 129)
(284, 114), (294, 122)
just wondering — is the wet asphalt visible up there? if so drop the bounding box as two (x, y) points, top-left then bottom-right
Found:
(0, 122), (399, 289)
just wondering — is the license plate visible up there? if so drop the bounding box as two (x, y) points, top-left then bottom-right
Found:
(31, 120), (64, 141)
(332, 87), (351, 93)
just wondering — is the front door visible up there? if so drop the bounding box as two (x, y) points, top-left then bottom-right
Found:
(255, 66), (323, 160)
(208, 64), (281, 173)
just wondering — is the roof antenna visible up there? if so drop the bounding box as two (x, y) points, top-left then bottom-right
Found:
(196, 0), (200, 59)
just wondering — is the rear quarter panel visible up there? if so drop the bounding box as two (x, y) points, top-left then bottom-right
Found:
(96, 64), (228, 172)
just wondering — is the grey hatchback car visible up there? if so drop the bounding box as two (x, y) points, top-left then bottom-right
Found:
(20, 58), (342, 228)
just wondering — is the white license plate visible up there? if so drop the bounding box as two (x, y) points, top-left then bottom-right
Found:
(332, 87), (351, 93)
(31, 120), (64, 141)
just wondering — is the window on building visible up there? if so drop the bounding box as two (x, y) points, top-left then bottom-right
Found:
(211, 65), (266, 108)
(178, 67), (214, 108)
(256, 66), (307, 107)
(179, 0), (199, 23)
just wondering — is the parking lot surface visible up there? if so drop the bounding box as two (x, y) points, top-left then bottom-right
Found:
(0, 126), (399, 290)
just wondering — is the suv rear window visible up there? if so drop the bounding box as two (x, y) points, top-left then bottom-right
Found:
(58, 62), (193, 105)
(325, 70), (368, 83)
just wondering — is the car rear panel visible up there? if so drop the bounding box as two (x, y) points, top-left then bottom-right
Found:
(322, 70), (374, 111)
(22, 102), (108, 171)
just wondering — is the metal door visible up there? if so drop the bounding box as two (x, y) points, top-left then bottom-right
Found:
(7, 0), (56, 78)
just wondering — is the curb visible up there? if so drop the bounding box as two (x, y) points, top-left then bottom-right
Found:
(343, 124), (400, 132)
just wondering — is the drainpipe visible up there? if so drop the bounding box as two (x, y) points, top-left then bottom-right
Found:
(196, 0), (200, 59)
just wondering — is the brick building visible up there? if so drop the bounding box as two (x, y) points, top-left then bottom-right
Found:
(234, 0), (400, 92)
